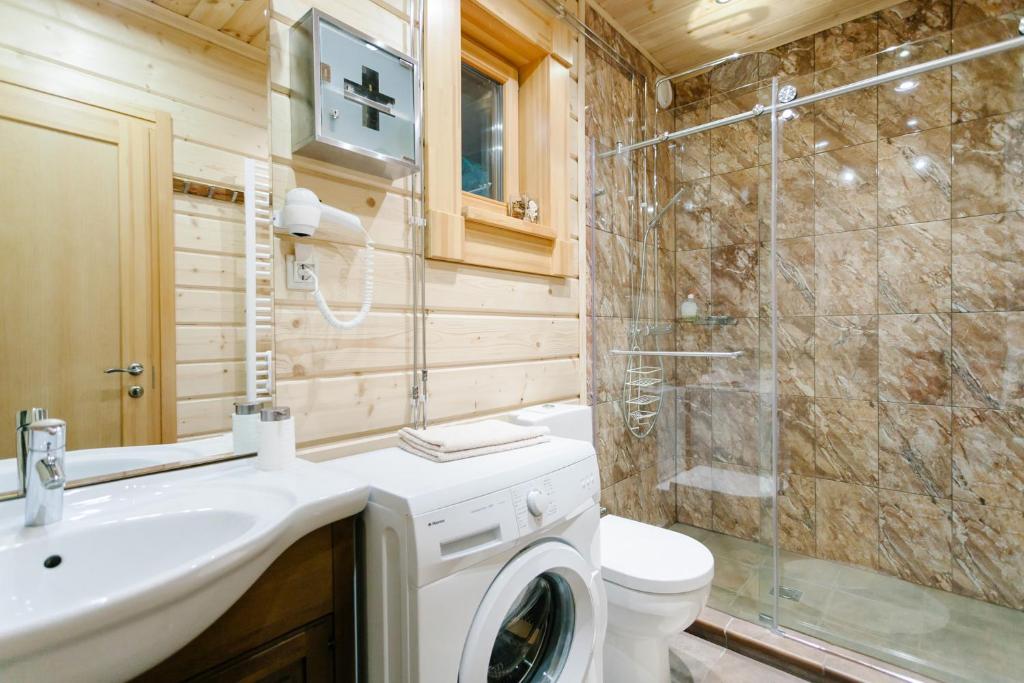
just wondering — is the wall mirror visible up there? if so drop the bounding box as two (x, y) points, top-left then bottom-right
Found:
(0, 0), (272, 501)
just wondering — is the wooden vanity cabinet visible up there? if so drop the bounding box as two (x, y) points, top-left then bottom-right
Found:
(134, 519), (357, 683)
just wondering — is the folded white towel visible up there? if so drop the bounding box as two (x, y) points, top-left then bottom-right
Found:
(398, 435), (550, 462)
(399, 419), (549, 453)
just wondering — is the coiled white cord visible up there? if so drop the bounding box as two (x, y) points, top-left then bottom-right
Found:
(306, 242), (375, 330)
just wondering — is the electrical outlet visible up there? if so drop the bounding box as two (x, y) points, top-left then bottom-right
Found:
(286, 253), (316, 291)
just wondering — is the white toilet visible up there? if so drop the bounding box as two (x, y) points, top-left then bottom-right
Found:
(600, 514), (713, 682)
(509, 404), (716, 683)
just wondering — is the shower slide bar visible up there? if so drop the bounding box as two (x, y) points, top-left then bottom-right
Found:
(609, 349), (744, 359)
(599, 28), (1024, 159)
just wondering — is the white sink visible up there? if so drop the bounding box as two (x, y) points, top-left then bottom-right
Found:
(0, 457), (369, 682)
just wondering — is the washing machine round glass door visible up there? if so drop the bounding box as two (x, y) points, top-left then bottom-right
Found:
(459, 541), (600, 683)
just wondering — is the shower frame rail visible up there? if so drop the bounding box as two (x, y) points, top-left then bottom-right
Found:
(609, 349), (744, 359)
(599, 29), (1024, 159)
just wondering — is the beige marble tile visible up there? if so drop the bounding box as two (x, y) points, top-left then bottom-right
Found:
(878, 0), (953, 47)
(762, 316), (815, 397)
(759, 237), (815, 317)
(815, 315), (879, 400)
(709, 167), (759, 247)
(759, 156), (815, 240)
(710, 244), (759, 319)
(593, 228), (632, 317)
(814, 56), (879, 152)
(640, 464), (673, 527)
(878, 127), (952, 227)
(611, 472), (642, 522)
(951, 110), (1024, 218)
(779, 473), (817, 556)
(760, 35), (815, 80)
(677, 321), (713, 388)
(952, 407), (1024, 511)
(675, 101), (711, 182)
(656, 246), (677, 323)
(677, 248), (711, 309)
(675, 178), (712, 251)
(712, 463), (765, 542)
(878, 220), (952, 314)
(879, 313), (952, 405)
(814, 141), (879, 234)
(816, 478), (880, 569)
(814, 14), (879, 71)
(951, 311), (1024, 409)
(594, 317), (629, 404)
(879, 402), (953, 499)
(952, 500), (1024, 609)
(878, 39), (952, 139)
(709, 85), (762, 174)
(710, 53), (760, 94)
(709, 318), (760, 391)
(952, 13), (1024, 122)
(778, 395), (816, 475)
(952, 212), (1024, 312)
(680, 387), (714, 462)
(758, 76), (816, 163)
(676, 462), (714, 529)
(879, 489), (954, 591)
(952, 0), (1024, 27)
(594, 399), (636, 488)
(712, 389), (761, 469)
(815, 229), (878, 316)
(816, 398), (880, 485)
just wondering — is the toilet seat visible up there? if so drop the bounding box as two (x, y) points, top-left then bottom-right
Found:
(600, 515), (714, 594)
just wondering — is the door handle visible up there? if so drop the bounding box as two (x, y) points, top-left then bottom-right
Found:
(105, 362), (144, 376)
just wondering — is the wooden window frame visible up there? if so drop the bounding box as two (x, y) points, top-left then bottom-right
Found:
(423, 0), (577, 277)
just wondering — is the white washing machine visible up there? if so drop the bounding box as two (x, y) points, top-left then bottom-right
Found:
(325, 437), (606, 683)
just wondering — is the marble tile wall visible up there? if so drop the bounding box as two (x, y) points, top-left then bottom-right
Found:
(585, 7), (676, 528)
(670, 0), (1024, 611)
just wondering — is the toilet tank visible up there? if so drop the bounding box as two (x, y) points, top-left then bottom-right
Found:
(507, 404), (593, 444)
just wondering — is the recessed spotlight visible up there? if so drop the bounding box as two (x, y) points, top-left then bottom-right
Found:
(715, 0), (734, 4)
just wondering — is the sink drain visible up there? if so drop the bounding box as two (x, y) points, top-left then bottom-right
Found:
(43, 554), (62, 569)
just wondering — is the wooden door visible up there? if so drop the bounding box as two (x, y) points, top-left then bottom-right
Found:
(0, 83), (174, 454)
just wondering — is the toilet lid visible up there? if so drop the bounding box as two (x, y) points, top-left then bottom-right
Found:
(600, 515), (714, 594)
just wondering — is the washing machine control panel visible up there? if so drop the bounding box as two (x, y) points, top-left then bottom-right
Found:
(511, 458), (599, 533)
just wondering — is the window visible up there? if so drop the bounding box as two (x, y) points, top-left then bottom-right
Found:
(461, 63), (503, 200)
(460, 37), (518, 210)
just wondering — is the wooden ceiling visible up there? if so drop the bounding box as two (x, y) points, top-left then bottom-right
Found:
(591, 0), (901, 73)
(149, 0), (268, 48)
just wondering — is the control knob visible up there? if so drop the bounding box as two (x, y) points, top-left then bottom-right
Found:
(526, 489), (550, 517)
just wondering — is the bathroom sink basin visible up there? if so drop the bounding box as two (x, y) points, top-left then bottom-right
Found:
(0, 458), (369, 682)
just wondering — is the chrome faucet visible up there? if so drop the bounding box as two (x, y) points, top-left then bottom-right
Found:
(18, 414), (67, 526)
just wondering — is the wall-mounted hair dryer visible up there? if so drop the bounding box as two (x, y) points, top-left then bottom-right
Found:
(274, 188), (375, 331)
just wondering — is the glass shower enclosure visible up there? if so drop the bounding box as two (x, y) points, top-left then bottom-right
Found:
(589, 10), (1024, 683)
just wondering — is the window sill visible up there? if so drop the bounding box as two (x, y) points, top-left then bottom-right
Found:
(461, 204), (556, 241)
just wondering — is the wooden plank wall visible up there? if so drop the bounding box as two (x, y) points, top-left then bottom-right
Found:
(0, 0), (268, 439)
(0, 0), (586, 452)
(269, 0), (588, 457)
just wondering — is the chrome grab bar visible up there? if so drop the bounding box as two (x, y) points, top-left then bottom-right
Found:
(609, 349), (744, 359)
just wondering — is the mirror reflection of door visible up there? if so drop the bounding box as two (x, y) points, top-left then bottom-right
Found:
(0, 82), (174, 457)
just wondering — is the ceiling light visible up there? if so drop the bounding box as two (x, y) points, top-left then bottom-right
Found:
(715, 0), (734, 4)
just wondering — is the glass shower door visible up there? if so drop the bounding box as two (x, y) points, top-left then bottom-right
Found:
(765, 12), (1024, 683)
(669, 66), (778, 626)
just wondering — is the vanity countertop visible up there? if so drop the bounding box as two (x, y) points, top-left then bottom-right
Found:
(0, 457), (369, 682)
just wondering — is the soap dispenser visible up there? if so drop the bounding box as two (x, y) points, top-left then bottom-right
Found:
(681, 293), (699, 321)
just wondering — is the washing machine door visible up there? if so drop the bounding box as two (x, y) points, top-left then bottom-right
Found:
(459, 541), (601, 683)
